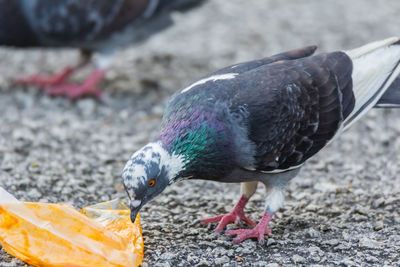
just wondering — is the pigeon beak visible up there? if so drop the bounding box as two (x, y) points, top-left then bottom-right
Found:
(130, 199), (142, 223)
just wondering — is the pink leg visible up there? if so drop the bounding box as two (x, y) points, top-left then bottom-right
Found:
(226, 212), (273, 244)
(16, 67), (76, 87)
(201, 195), (256, 232)
(44, 69), (105, 100)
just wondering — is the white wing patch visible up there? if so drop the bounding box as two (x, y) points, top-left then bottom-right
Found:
(260, 164), (303, 174)
(181, 73), (239, 93)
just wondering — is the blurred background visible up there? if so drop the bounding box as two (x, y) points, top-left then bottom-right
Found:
(1, 0), (399, 95)
(0, 0), (399, 266)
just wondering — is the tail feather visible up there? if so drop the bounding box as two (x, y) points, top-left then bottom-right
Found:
(375, 75), (400, 108)
(343, 37), (400, 129)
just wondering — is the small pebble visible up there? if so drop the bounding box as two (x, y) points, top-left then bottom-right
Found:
(292, 254), (306, 263)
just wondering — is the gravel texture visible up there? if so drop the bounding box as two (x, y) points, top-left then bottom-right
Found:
(1, 0), (400, 266)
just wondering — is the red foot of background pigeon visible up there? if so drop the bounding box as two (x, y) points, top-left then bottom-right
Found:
(201, 195), (255, 233)
(16, 68), (105, 100)
(226, 213), (273, 244)
(16, 67), (75, 87)
(44, 69), (105, 100)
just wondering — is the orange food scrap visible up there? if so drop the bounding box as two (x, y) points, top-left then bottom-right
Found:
(236, 256), (244, 262)
(0, 192), (143, 267)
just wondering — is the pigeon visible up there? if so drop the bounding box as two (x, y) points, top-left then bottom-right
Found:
(0, 0), (205, 99)
(122, 37), (400, 244)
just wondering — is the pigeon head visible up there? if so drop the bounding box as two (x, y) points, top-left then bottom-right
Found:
(123, 92), (239, 223)
(122, 142), (184, 223)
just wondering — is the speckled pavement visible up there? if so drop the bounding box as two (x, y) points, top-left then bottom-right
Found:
(0, 0), (399, 266)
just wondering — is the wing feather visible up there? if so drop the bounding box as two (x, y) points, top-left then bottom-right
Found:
(232, 51), (355, 171)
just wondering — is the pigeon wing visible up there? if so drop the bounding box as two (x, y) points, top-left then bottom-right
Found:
(232, 51), (355, 172)
(212, 46), (318, 76)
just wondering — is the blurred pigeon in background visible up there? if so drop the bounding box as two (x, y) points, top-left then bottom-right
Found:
(0, 0), (205, 99)
(122, 37), (400, 244)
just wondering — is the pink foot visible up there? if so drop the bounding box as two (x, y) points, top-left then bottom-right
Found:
(16, 67), (75, 87)
(226, 213), (273, 244)
(43, 69), (105, 100)
(201, 195), (255, 233)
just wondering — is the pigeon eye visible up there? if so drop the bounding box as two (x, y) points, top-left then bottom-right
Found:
(148, 179), (156, 187)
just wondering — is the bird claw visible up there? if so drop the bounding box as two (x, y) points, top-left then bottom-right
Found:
(225, 212), (273, 244)
(15, 67), (74, 87)
(16, 68), (105, 100)
(225, 227), (271, 244)
(200, 210), (255, 233)
(44, 83), (102, 100)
